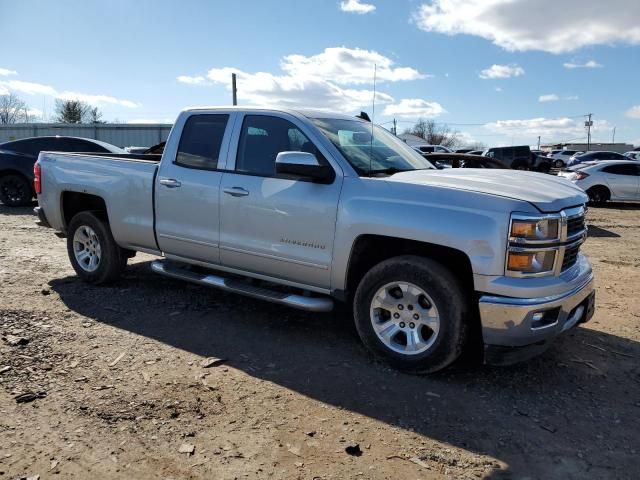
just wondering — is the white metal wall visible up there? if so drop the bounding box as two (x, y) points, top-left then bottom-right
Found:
(0, 123), (173, 148)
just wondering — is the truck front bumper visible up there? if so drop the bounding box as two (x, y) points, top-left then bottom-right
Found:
(479, 270), (595, 366)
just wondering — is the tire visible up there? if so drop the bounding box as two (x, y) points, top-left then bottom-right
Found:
(554, 159), (564, 169)
(67, 212), (127, 284)
(586, 186), (609, 206)
(0, 174), (32, 207)
(537, 162), (551, 174)
(353, 255), (469, 374)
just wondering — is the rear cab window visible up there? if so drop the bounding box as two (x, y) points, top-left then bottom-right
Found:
(175, 114), (229, 170)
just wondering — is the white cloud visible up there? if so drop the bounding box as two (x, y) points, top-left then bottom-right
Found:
(539, 94), (559, 102)
(383, 98), (446, 118)
(1, 80), (57, 96)
(484, 116), (610, 139)
(178, 47), (427, 113)
(56, 91), (139, 108)
(340, 0), (375, 14)
(0, 68), (17, 77)
(626, 105), (640, 119)
(0, 79), (139, 108)
(479, 64), (524, 79)
(177, 75), (206, 85)
(494, 87), (502, 92)
(413, 0), (640, 53)
(565, 95), (579, 101)
(280, 47), (425, 84)
(563, 60), (603, 69)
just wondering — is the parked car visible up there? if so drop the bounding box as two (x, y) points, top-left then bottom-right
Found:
(424, 153), (510, 169)
(482, 146), (532, 170)
(559, 160), (640, 204)
(0, 136), (125, 206)
(414, 144), (454, 153)
(546, 150), (580, 168)
(35, 107), (594, 373)
(454, 148), (473, 154)
(467, 150), (483, 155)
(623, 151), (640, 161)
(567, 151), (629, 167)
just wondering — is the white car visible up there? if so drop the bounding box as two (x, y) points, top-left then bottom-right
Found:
(546, 150), (580, 168)
(414, 144), (453, 153)
(624, 151), (640, 161)
(559, 160), (640, 204)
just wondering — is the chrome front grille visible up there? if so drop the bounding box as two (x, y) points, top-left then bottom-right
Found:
(560, 207), (587, 272)
(567, 215), (586, 239)
(561, 243), (581, 271)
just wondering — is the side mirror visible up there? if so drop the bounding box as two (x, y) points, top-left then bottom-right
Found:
(275, 151), (334, 183)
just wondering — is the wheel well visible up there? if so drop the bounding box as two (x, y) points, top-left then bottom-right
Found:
(345, 235), (474, 300)
(62, 192), (108, 227)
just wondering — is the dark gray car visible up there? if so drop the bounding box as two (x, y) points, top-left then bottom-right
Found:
(0, 136), (124, 206)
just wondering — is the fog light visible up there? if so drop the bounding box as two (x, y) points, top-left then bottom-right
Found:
(531, 308), (560, 329)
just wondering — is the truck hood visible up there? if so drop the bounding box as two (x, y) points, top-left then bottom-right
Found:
(386, 169), (587, 213)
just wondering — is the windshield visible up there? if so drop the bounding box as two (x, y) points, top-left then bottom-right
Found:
(311, 118), (435, 175)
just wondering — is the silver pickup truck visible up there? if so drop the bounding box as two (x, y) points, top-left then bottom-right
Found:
(35, 107), (595, 372)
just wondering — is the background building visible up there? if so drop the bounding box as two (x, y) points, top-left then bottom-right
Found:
(540, 142), (634, 154)
(0, 123), (172, 148)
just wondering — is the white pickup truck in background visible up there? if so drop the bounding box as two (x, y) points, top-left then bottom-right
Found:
(34, 107), (595, 373)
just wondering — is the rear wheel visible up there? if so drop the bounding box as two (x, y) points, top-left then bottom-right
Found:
(67, 212), (127, 284)
(0, 174), (32, 207)
(353, 255), (468, 374)
(586, 186), (609, 205)
(554, 159), (564, 168)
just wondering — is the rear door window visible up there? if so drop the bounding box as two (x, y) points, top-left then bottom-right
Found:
(175, 114), (229, 170)
(602, 164), (638, 176)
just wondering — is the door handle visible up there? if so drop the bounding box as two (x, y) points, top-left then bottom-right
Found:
(159, 178), (181, 188)
(223, 187), (250, 197)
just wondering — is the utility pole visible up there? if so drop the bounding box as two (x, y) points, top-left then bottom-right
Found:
(537, 135), (541, 151)
(585, 113), (593, 151)
(232, 73), (237, 106)
(393, 118), (397, 135)
(612, 126), (616, 143)
(24, 106), (29, 123)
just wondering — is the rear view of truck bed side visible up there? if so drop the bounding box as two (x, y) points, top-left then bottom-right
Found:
(37, 152), (160, 253)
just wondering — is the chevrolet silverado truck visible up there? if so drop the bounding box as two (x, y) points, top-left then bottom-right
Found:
(34, 107), (595, 373)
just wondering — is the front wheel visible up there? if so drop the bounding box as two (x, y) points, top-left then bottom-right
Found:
(67, 212), (127, 284)
(0, 174), (32, 207)
(353, 256), (468, 373)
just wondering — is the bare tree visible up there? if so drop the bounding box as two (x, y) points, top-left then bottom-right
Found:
(406, 118), (461, 148)
(0, 92), (27, 124)
(55, 99), (103, 124)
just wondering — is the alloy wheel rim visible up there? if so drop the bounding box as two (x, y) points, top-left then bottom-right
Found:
(73, 225), (102, 272)
(1, 179), (26, 203)
(369, 281), (440, 356)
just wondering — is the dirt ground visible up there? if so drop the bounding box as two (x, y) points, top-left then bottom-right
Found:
(1, 203), (639, 480)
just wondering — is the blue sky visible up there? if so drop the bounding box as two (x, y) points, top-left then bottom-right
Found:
(1, 0), (639, 147)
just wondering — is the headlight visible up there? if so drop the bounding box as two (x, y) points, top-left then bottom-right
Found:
(510, 218), (559, 242)
(506, 250), (556, 274)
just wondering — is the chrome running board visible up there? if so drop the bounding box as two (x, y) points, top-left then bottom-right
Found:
(151, 260), (334, 312)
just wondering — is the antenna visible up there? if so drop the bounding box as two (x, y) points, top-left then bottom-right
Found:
(368, 64), (377, 177)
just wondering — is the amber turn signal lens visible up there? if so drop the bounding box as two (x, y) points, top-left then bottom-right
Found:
(507, 253), (533, 270)
(511, 222), (536, 238)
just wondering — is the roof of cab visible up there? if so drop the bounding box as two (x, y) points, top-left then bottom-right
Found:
(181, 106), (366, 122)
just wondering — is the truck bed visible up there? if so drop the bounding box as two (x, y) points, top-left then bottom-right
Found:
(38, 151), (161, 252)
